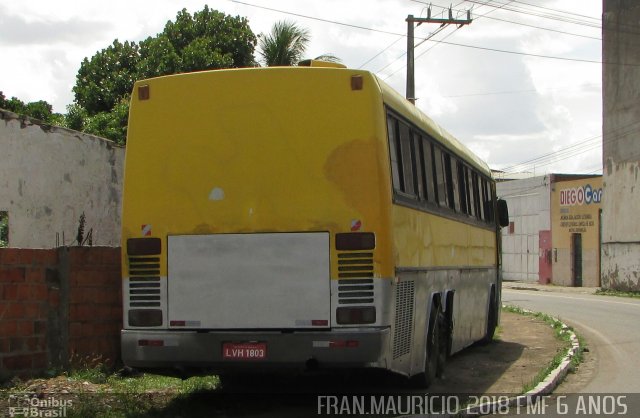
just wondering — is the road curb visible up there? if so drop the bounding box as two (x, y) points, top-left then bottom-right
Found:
(462, 306), (581, 416)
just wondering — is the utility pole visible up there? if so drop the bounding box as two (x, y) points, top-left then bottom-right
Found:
(406, 7), (472, 104)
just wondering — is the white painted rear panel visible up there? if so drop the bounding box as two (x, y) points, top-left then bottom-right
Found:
(167, 233), (330, 329)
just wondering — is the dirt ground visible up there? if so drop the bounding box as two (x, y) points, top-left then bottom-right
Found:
(429, 311), (568, 394)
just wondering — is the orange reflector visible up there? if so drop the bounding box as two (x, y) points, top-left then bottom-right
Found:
(138, 85), (150, 100)
(170, 320), (186, 327)
(351, 75), (363, 90)
(311, 320), (329, 326)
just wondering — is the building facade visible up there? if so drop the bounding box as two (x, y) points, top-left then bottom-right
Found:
(602, 0), (640, 290)
(497, 174), (602, 287)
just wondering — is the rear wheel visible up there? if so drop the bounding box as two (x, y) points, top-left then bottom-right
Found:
(410, 308), (446, 388)
(482, 289), (498, 344)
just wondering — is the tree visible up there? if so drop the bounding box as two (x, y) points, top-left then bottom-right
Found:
(71, 6), (257, 143)
(259, 21), (310, 66)
(0, 91), (64, 125)
(73, 40), (139, 115)
(258, 21), (341, 67)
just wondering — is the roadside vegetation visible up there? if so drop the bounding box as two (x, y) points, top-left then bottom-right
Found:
(595, 288), (640, 299)
(501, 305), (585, 393)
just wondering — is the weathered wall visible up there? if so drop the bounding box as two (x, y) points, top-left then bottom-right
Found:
(602, 0), (640, 290)
(0, 109), (124, 248)
(0, 247), (121, 379)
(497, 176), (551, 282)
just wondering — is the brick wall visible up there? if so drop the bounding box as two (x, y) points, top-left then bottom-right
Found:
(0, 247), (121, 379)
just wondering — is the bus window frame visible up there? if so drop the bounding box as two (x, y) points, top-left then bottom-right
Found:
(385, 107), (498, 231)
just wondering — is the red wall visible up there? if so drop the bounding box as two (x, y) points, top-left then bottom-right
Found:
(0, 247), (121, 379)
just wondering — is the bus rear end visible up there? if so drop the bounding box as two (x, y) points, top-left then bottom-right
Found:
(120, 66), (395, 374)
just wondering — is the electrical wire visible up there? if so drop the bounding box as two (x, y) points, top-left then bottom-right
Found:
(497, 119), (640, 174)
(229, 0), (609, 66)
(410, 0), (601, 40)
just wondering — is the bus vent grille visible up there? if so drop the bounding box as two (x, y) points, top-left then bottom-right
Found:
(337, 252), (374, 278)
(128, 256), (161, 308)
(393, 280), (415, 359)
(337, 279), (374, 304)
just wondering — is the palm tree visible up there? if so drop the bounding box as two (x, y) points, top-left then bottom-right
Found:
(259, 21), (310, 66)
(259, 21), (341, 66)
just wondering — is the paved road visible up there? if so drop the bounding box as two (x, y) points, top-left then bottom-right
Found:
(502, 285), (640, 416)
(503, 285), (640, 393)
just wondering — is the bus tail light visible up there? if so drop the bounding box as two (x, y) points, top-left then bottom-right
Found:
(127, 238), (161, 255)
(128, 309), (162, 327)
(335, 232), (375, 251)
(336, 306), (376, 324)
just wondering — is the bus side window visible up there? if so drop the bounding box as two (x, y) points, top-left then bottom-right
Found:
(421, 137), (436, 204)
(412, 131), (425, 201)
(443, 153), (457, 211)
(398, 121), (415, 196)
(465, 166), (474, 217)
(433, 146), (447, 208)
(472, 172), (482, 220)
(387, 115), (403, 192)
(455, 159), (465, 214)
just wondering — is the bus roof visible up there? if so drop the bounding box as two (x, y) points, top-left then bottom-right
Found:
(132, 65), (491, 177)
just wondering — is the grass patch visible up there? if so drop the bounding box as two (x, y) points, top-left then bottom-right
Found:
(595, 288), (640, 299)
(493, 325), (504, 342)
(0, 369), (220, 418)
(502, 305), (586, 393)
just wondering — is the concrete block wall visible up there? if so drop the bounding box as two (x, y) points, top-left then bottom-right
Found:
(0, 249), (58, 377)
(0, 247), (121, 379)
(0, 108), (124, 249)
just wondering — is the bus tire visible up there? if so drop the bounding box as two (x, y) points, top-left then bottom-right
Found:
(481, 289), (497, 344)
(410, 308), (445, 388)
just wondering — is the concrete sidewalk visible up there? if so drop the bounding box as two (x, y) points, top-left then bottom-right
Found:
(502, 280), (600, 295)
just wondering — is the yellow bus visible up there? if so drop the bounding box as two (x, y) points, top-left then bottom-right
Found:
(120, 61), (509, 387)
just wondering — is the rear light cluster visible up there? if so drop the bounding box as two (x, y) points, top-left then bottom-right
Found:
(336, 306), (376, 325)
(127, 238), (161, 255)
(129, 309), (162, 327)
(335, 232), (375, 251)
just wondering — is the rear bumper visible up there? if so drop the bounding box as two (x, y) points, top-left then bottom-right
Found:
(121, 327), (390, 372)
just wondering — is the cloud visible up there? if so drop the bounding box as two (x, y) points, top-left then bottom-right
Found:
(0, 5), (113, 46)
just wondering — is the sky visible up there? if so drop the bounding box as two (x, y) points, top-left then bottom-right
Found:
(0, 0), (603, 175)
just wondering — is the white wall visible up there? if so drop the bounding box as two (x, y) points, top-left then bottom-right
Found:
(0, 109), (124, 248)
(496, 176), (551, 282)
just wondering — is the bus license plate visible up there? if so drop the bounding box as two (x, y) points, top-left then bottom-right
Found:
(222, 342), (267, 360)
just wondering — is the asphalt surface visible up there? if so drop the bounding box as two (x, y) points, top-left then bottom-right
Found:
(502, 281), (640, 417)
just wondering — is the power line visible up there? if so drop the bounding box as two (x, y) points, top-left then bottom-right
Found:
(358, 36), (403, 69)
(230, 0), (606, 66)
(509, 0), (601, 22)
(464, 0), (601, 29)
(498, 119), (640, 174)
(478, 14), (601, 40)
(410, 0), (601, 40)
